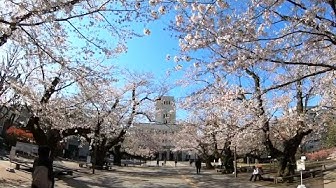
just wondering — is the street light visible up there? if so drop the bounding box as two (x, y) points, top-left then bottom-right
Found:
(234, 146), (237, 178)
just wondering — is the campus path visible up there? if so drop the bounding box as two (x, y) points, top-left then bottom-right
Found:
(56, 164), (273, 188)
(0, 159), (334, 188)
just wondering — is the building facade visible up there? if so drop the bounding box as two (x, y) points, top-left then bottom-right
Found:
(131, 96), (191, 161)
(301, 107), (336, 153)
(155, 96), (176, 124)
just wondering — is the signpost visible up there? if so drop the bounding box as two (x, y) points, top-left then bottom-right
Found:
(87, 155), (91, 164)
(296, 156), (306, 188)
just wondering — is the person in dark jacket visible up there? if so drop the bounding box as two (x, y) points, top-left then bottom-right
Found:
(32, 146), (54, 188)
(195, 158), (202, 174)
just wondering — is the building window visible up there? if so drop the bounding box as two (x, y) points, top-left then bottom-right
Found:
(163, 101), (171, 105)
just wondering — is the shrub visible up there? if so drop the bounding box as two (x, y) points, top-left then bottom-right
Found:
(6, 126), (34, 143)
(306, 148), (335, 161)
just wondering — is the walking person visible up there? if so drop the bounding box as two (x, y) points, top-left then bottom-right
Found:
(32, 146), (54, 188)
(195, 158), (202, 174)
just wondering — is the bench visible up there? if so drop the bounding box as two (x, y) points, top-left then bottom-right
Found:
(11, 161), (33, 170)
(79, 162), (88, 168)
(272, 169), (323, 184)
(54, 166), (74, 176)
(217, 166), (252, 174)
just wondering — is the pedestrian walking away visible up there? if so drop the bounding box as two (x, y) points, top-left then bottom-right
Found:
(195, 158), (202, 174)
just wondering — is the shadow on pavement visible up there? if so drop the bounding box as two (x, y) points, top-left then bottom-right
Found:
(59, 175), (123, 188)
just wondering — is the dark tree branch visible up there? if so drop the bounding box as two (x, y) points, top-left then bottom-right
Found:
(245, 69), (283, 157)
(263, 68), (332, 93)
(40, 77), (60, 104)
(105, 129), (127, 150)
(328, 0), (336, 16)
(135, 112), (155, 122)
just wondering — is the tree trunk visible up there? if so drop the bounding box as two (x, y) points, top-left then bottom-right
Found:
(246, 69), (311, 182)
(277, 129), (311, 182)
(46, 129), (62, 158)
(223, 154), (234, 173)
(113, 145), (122, 166)
(205, 157), (213, 169)
(278, 154), (296, 182)
(26, 116), (48, 145)
(222, 142), (234, 173)
(95, 145), (108, 169)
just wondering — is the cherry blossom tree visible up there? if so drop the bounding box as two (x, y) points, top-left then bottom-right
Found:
(175, 78), (257, 170)
(0, 0), (159, 60)
(0, 48), (116, 157)
(0, 48), (23, 134)
(0, 48), (21, 101)
(168, 0), (335, 75)
(0, 1), (169, 159)
(77, 70), (165, 167)
(176, 65), (325, 177)
(0, 3), (157, 156)
(175, 120), (221, 169)
(0, 0), (171, 156)
(161, 0), (335, 178)
(58, 78), (120, 170)
(123, 125), (171, 159)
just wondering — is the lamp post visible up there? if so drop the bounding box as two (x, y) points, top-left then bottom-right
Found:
(268, 155), (271, 171)
(234, 146), (237, 178)
(92, 138), (97, 174)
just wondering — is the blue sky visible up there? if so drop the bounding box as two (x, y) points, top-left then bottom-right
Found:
(114, 21), (188, 90)
(114, 18), (190, 119)
(105, 3), (322, 120)
(115, 24), (177, 75)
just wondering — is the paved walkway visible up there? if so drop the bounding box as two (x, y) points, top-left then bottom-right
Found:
(0, 159), (334, 187)
(56, 165), (272, 188)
